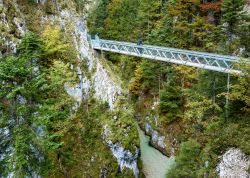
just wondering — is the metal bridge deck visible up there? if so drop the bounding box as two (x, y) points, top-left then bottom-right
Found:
(91, 38), (241, 74)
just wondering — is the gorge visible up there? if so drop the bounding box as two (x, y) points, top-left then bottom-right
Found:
(0, 0), (249, 178)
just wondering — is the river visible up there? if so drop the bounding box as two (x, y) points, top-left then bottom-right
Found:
(139, 129), (175, 178)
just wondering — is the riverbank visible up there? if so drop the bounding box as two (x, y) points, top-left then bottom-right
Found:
(139, 128), (174, 178)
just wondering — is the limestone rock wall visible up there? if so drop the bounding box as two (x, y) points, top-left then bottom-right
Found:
(0, 1), (136, 177)
(217, 148), (250, 178)
(145, 122), (167, 155)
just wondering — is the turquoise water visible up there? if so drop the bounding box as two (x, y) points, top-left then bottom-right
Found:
(139, 129), (175, 178)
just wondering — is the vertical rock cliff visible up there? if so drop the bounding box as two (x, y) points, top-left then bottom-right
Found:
(0, 1), (139, 177)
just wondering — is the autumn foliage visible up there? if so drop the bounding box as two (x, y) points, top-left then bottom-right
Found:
(200, 1), (221, 12)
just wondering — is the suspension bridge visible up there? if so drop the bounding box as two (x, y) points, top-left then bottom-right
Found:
(90, 35), (241, 74)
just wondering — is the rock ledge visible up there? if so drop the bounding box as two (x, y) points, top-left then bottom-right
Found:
(217, 148), (250, 178)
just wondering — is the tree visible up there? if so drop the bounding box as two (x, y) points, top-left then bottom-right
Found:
(74, 0), (90, 12)
(140, 60), (170, 95)
(160, 85), (183, 122)
(166, 139), (201, 178)
(168, 0), (200, 48)
(106, 0), (139, 40)
(136, 0), (163, 42)
(229, 60), (250, 118)
(0, 27), (77, 177)
(128, 64), (143, 95)
(238, 13), (250, 57)
(38, 60), (76, 177)
(221, 0), (246, 53)
(0, 33), (44, 177)
(88, 0), (111, 36)
(221, 0), (245, 36)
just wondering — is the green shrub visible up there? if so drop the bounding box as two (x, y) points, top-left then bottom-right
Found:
(166, 139), (201, 178)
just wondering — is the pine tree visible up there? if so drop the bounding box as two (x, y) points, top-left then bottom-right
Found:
(0, 33), (44, 177)
(128, 64), (143, 95)
(104, 0), (139, 40)
(166, 139), (201, 178)
(136, 0), (163, 42)
(88, 0), (111, 35)
(221, 0), (246, 53)
(0, 27), (77, 176)
(238, 13), (250, 57)
(229, 60), (250, 118)
(160, 85), (183, 122)
(221, 0), (245, 36)
(168, 0), (200, 48)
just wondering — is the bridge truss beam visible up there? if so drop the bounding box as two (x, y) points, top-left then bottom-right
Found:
(91, 39), (241, 74)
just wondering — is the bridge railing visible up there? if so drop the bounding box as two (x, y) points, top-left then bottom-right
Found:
(91, 38), (241, 74)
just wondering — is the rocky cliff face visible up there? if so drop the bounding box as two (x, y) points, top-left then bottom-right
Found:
(0, 1), (138, 177)
(144, 122), (167, 155)
(57, 9), (122, 108)
(0, 1), (26, 56)
(245, 1), (250, 14)
(107, 141), (139, 178)
(138, 100), (178, 157)
(0, 1), (122, 108)
(217, 148), (250, 178)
